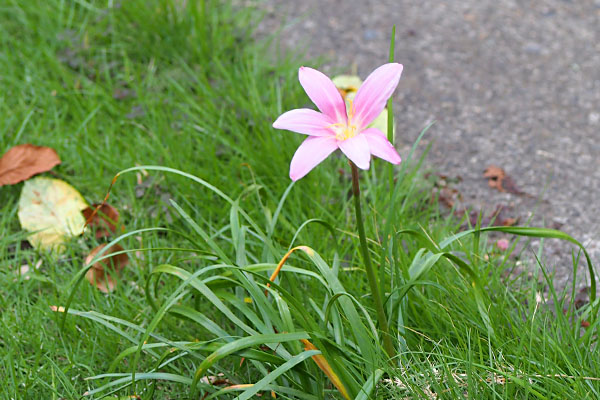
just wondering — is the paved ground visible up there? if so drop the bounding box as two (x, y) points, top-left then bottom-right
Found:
(258, 0), (600, 292)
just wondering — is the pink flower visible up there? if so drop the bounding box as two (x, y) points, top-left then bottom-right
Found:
(273, 63), (403, 181)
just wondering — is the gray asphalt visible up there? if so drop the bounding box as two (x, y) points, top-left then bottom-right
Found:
(258, 0), (600, 292)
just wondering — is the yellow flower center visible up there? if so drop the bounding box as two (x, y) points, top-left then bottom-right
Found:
(330, 99), (359, 141)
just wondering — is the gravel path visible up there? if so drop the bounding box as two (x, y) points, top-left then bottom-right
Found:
(257, 0), (600, 292)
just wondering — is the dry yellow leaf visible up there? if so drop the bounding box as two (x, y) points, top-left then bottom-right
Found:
(18, 177), (88, 252)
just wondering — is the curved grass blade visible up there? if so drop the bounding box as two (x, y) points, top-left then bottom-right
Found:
(355, 368), (384, 400)
(288, 218), (337, 251)
(115, 165), (280, 258)
(440, 226), (596, 302)
(84, 373), (192, 396)
(190, 332), (310, 396)
(235, 350), (320, 400)
(59, 227), (172, 329)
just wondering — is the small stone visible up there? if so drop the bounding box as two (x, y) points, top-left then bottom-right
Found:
(363, 29), (379, 41)
(523, 42), (542, 54)
(588, 112), (600, 125)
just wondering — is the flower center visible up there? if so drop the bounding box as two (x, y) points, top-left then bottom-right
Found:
(330, 99), (359, 141)
(334, 123), (358, 141)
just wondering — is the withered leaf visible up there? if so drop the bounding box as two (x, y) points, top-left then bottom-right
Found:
(82, 203), (120, 238)
(18, 177), (88, 252)
(483, 165), (506, 192)
(85, 243), (129, 293)
(483, 165), (526, 195)
(0, 144), (61, 186)
(501, 217), (518, 226)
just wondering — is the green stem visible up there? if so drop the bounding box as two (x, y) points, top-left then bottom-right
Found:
(387, 25), (396, 194)
(350, 162), (395, 360)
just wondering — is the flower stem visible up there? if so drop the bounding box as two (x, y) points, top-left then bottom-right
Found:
(350, 161), (396, 360)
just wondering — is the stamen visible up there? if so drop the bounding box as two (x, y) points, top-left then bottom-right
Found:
(326, 99), (359, 141)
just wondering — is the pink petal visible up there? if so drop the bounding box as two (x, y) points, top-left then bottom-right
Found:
(353, 63), (403, 129)
(273, 109), (336, 137)
(338, 134), (371, 170)
(289, 136), (339, 181)
(362, 128), (401, 164)
(298, 67), (347, 123)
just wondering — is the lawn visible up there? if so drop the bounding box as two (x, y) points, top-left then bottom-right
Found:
(1, 1), (599, 399)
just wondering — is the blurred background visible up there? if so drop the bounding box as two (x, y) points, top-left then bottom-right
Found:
(259, 0), (600, 289)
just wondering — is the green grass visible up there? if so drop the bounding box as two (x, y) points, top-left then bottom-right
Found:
(1, 1), (599, 399)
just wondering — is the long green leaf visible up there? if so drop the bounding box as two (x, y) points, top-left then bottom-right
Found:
(190, 332), (310, 395)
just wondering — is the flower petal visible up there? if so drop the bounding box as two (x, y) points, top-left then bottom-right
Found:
(299, 67), (347, 123)
(338, 134), (370, 170)
(273, 109), (335, 137)
(289, 136), (339, 181)
(353, 63), (403, 129)
(362, 128), (401, 164)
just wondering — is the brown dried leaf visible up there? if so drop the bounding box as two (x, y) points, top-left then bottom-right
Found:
(501, 217), (518, 226)
(0, 144), (61, 186)
(483, 165), (506, 192)
(483, 165), (527, 195)
(82, 203), (120, 238)
(85, 243), (129, 293)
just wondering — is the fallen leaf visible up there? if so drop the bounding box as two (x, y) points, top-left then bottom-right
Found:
(483, 165), (506, 192)
(501, 217), (518, 226)
(82, 203), (120, 238)
(370, 107), (395, 138)
(18, 177), (88, 252)
(483, 165), (526, 195)
(85, 243), (129, 293)
(0, 144), (61, 186)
